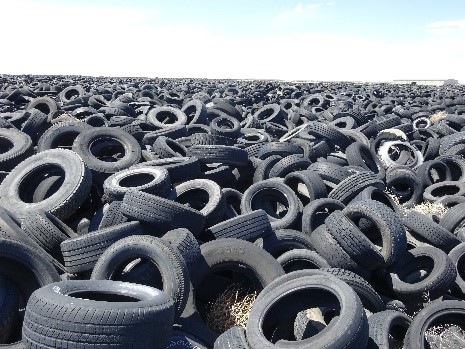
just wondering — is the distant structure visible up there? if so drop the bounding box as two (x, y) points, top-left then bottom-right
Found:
(393, 79), (458, 86)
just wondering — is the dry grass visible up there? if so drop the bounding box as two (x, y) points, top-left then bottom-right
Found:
(430, 111), (447, 124)
(425, 325), (465, 349)
(205, 284), (257, 333)
(385, 191), (447, 219)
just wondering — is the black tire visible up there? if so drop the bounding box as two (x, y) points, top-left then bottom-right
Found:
(190, 238), (284, 306)
(0, 275), (21, 344)
(385, 167), (423, 208)
(352, 186), (400, 214)
(321, 268), (385, 313)
(403, 300), (465, 349)
(181, 99), (208, 125)
(415, 159), (451, 187)
(169, 330), (210, 349)
(26, 96), (58, 116)
(21, 109), (51, 144)
(440, 202), (465, 233)
(72, 127), (141, 173)
(268, 154), (312, 178)
(133, 156), (201, 184)
(121, 190), (206, 237)
(277, 249), (330, 272)
(22, 280), (174, 349)
(0, 129), (33, 171)
(0, 237), (60, 306)
(20, 210), (77, 260)
(91, 235), (190, 319)
(345, 142), (385, 178)
(147, 106), (188, 128)
(328, 171), (385, 204)
(241, 179), (302, 230)
(386, 246), (457, 302)
(307, 162), (350, 190)
(152, 136), (187, 158)
(254, 229), (314, 258)
(162, 228), (201, 274)
(222, 187), (242, 220)
(423, 180), (465, 202)
(0, 149), (92, 220)
(367, 310), (411, 349)
(256, 142), (302, 159)
(36, 121), (92, 152)
(301, 198), (345, 236)
(342, 200), (407, 268)
(448, 242), (465, 295)
(60, 221), (144, 274)
(210, 115), (241, 138)
(246, 274), (368, 348)
(403, 211), (461, 253)
(253, 155), (282, 183)
(325, 210), (385, 270)
(186, 145), (248, 166)
(214, 326), (251, 349)
(309, 225), (370, 279)
(204, 210), (273, 242)
(283, 170), (327, 206)
(174, 179), (225, 227)
(92, 201), (127, 231)
(103, 166), (172, 202)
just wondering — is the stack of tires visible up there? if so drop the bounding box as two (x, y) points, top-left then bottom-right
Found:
(0, 75), (465, 348)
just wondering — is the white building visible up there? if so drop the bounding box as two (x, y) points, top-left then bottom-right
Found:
(393, 79), (459, 86)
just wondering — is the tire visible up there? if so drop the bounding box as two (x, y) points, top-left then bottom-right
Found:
(214, 326), (250, 349)
(222, 187), (242, 220)
(277, 249), (330, 272)
(301, 198), (345, 236)
(241, 179), (302, 230)
(173, 179), (225, 227)
(92, 201), (127, 231)
(423, 181), (465, 203)
(72, 127), (141, 174)
(186, 145), (248, 166)
(254, 229), (314, 258)
(162, 228), (201, 274)
(0, 275), (21, 344)
(21, 109), (51, 144)
(60, 221), (144, 274)
(440, 202), (465, 233)
(268, 154), (312, 179)
(147, 106), (188, 128)
(367, 310), (411, 349)
(0, 129), (33, 171)
(152, 136), (187, 158)
(415, 160), (451, 187)
(204, 210), (273, 242)
(385, 167), (423, 208)
(133, 157), (201, 184)
(103, 166), (172, 202)
(321, 268), (385, 313)
(20, 210), (77, 260)
(22, 280), (174, 349)
(190, 238), (284, 305)
(328, 171), (385, 204)
(283, 170), (327, 206)
(121, 190), (206, 237)
(448, 242), (465, 295)
(210, 115), (241, 138)
(181, 99), (208, 125)
(168, 330), (210, 349)
(257, 142), (302, 160)
(342, 200), (407, 268)
(246, 274), (368, 349)
(386, 246), (457, 302)
(0, 237), (60, 304)
(91, 235), (190, 319)
(352, 186), (400, 214)
(345, 142), (385, 178)
(403, 300), (465, 349)
(402, 211), (461, 253)
(0, 149), (92, 220)
(377, 140), (423, 169)
(253, 155), (282, 183)
(325, 210), (385, 270)
(36, 121), (92, 152)
(26, 96), (58, 116)
(309, 224), (370, 279)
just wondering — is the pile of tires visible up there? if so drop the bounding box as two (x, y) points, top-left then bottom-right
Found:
(1, 74), (465, 348)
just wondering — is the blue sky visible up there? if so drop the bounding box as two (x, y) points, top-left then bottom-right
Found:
(1, 0), (464, 82)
